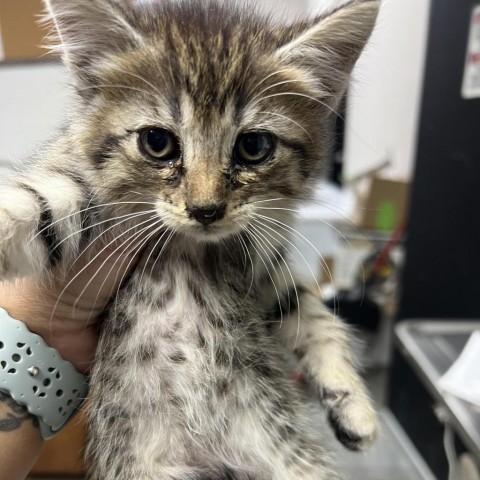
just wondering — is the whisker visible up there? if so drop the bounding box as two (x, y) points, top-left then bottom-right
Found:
(70, 216), (159, 315)
(249, 222), (293, 315)
(149, 230), (175, 277)
(50, 216), (157, 327)
(251, 79), (309, 103)
(235, 234), (249, 277)
(137, 228), (172, 286)
(75, 84), (159, 101)
(246, 197), (287, 206)
(62, 209), (158, 280)
(238, 235), (255, 298)
(260, 111), (313, 142)
(253, 92), (342, 120)
(87, 221), (164, 325)
(47, 209), (157, 253)
(110, 222), (169, 323)
(254, 213), (336, 290)
(250, 221), (302, 342)
(245, 227), (283, 325)
(31, 201), (157, 242)
(254, 206), (300, 213)
(105, 65), (164, 98)
(252, 219), (325, 307)
(250, 68), (293, 93)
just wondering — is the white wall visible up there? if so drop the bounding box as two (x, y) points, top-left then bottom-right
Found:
(0, 63), (70, 166)
(261, 0), (309, 20)
(343, 0), (432, 182)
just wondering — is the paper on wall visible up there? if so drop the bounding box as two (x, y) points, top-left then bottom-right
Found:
(462, 5), (480, 99)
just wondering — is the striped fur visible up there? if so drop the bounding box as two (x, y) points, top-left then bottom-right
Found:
(0, 1), (380, 478)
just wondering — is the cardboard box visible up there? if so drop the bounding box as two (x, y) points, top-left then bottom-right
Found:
(0, 0), (50, 61)
(359, 177), (410, 231)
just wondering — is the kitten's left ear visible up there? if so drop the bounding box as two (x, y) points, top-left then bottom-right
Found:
(43, 0), (144, 77)
(276, 0), (380, 104)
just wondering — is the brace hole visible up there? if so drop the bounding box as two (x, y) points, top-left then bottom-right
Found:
(67, 399), (73, 407)
(39, 392), (46, 398)
(43, 379), (51, 387)
(12, 354), (21, 363)
(58, 407), (63, 413)
(26, 348), (32, 356)
(7, 368), (16, 374)
(72, 389), (78, 395)
(56, 372), (61, 380)
(16, 342), (25, 348)
(0, 361), (6, 369)
(56, 389), (64, 398)
(48, 367), (56, 373)
(33, 386), (38, 394)
(62, 411), (68, 417)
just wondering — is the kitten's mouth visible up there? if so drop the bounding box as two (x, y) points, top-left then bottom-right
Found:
(181, 215), (248, 243)
(189, 222), (236, 242)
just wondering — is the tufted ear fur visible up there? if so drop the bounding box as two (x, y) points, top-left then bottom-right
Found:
(276, 0), (380, 104)
(43, 0), (144, 78)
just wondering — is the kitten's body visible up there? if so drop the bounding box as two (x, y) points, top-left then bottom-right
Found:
(91, 241), (335, 479)
(0, 1), (380, 478)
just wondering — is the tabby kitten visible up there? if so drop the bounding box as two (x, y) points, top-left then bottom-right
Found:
(0, 0), (380, 478)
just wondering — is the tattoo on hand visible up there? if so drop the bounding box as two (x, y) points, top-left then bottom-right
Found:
(0, 391), (39, 431)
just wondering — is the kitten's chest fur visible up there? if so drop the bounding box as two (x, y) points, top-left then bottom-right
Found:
(97, 240), (283, 427)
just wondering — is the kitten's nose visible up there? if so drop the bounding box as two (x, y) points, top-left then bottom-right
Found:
(188, 205), (225, 226)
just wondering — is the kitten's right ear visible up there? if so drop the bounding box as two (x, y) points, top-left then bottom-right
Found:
(43, 0), (144, 77)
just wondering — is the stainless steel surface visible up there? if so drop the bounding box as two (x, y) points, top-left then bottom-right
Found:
(337, 409), (436, 480)
(396, 320), (480, 463)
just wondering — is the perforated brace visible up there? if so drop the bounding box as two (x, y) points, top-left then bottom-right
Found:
(0, 309), (89, 439)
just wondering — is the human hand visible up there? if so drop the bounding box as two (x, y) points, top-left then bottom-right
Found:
(0, 238), (140, 373)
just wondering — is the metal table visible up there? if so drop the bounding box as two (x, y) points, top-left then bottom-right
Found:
(395, 321), (480, 463)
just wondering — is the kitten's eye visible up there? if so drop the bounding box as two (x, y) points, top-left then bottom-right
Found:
(139, 128), (180, 161)
(234, 132), (275, 165)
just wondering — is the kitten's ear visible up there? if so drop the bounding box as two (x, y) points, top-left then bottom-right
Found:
(43, 0), (144, 75)
(276, 0), (380, 104)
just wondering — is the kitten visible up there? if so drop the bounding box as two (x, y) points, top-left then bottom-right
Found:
(0, 0), (380, 478)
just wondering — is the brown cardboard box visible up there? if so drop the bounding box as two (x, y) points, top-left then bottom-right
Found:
(30, 410), (87, 477)
(359, 177), (410, 231)
(0, 0), (50, 61)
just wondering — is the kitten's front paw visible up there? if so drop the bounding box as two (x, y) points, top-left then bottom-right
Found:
(0, 206), (38, 280)
(325, 390), (378, 451)
(0, 211), (15, 278)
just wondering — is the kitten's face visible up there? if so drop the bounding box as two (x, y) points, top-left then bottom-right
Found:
(46, 0), (379, 242)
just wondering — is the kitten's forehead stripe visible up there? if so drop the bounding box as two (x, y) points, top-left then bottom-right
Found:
(157, 4), (276, 121)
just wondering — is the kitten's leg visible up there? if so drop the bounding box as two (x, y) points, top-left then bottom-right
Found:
(275, 287), (378, 451)
(0, 170), (92, 279)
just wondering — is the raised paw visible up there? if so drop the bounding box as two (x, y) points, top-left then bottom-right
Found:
(324, 390), (378, 451)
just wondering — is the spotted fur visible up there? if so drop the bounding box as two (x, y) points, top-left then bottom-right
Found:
(0, 0), (380, 478)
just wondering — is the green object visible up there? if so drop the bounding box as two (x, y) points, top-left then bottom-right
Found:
(375, 201), (397, 231)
